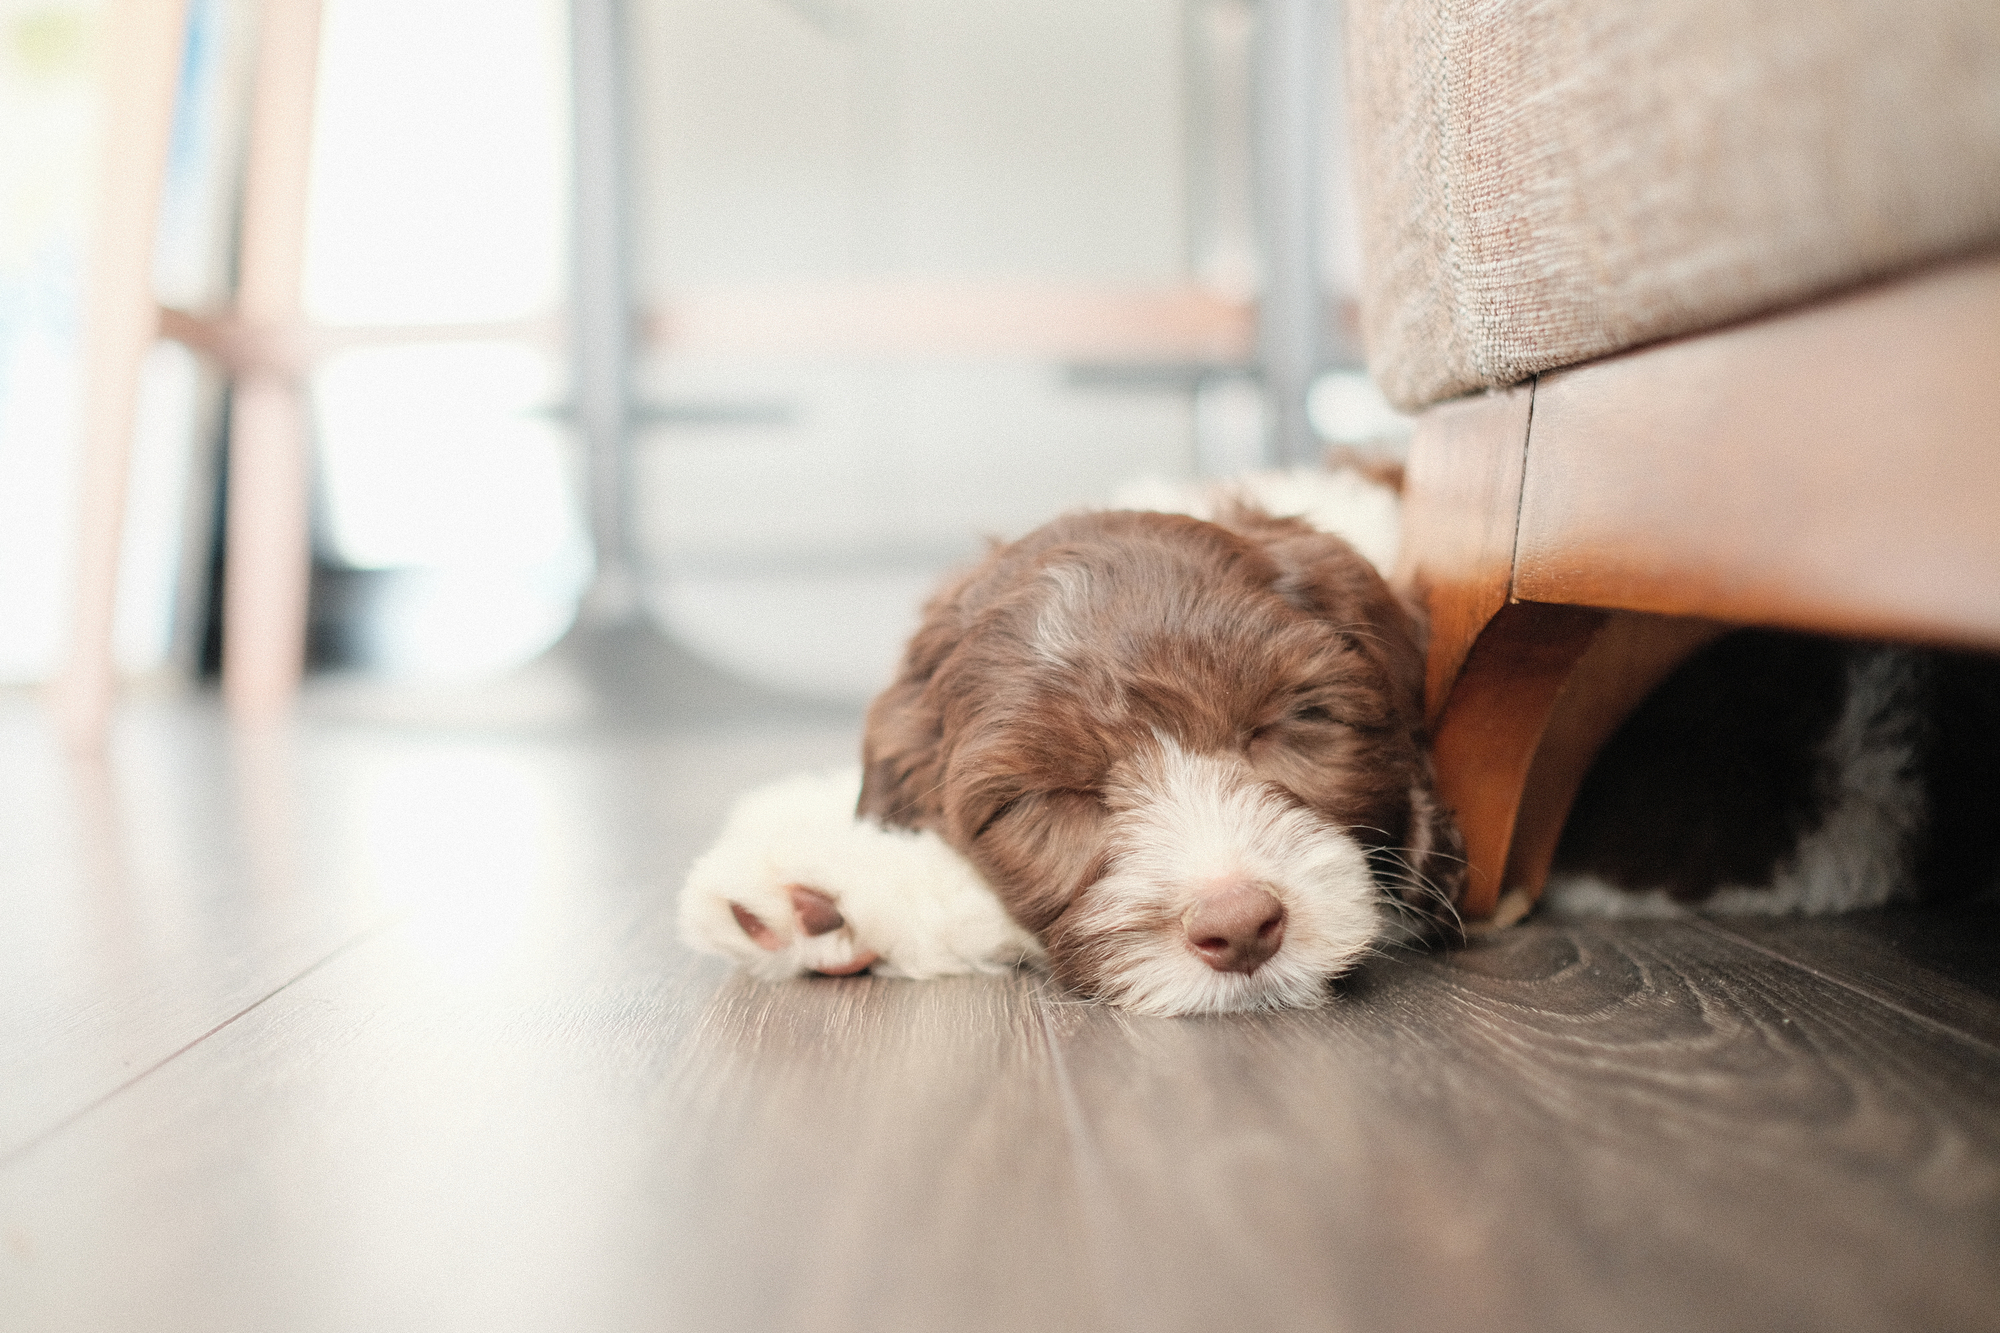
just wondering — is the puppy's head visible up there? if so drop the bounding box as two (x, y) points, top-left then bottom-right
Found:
(860, 508), (1463, 1015)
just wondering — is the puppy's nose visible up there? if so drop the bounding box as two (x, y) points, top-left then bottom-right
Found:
(1184, 883), (1286, 974)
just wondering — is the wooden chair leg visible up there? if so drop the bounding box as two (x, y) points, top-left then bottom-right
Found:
(52, 0), (190, 746)
(222, 0), (324, 724)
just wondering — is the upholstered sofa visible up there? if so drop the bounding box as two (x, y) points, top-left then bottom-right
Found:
(1347, 0), (2000, 923)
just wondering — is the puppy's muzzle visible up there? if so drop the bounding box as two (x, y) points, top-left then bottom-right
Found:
(1182, 881), (1287, 974)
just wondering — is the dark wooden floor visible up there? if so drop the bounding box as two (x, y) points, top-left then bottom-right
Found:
(2, 642), (1997, 1332)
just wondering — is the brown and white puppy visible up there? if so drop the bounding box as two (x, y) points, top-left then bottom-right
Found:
(854, 503), (1463, 1015)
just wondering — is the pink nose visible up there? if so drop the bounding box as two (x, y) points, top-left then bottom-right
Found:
(1184, 883), (1287, 974)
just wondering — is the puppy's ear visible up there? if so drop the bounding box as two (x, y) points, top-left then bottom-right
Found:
(858, 675), (945, 830)
(1226, 512), (1428, 722)
(1225, 510), (1465, 930)
(857, 566), (980, 830)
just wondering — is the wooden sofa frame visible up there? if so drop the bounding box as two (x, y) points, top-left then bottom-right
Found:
(1398, 253), (2000, 925)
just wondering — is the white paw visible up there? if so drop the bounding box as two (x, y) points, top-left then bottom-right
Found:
(678, 768), (1043, 982)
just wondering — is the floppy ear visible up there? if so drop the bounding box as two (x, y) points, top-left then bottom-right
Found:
(858, 674), (945, 830)
(857, 565), (981, 831)
(1220, 508), (1466, 929)
(1222, 509), (1428, 722)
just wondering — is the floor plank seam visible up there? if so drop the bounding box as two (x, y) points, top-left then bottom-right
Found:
(0, 916), (402, 1172)
(1690, 917), (2000, 1059)
(1032, 994), (1153, 1333)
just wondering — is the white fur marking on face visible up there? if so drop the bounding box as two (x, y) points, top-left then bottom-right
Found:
(1068, 737), (1383, 1016)
(1543, 646), (1927, 917)
(679, 768), (1042, 981)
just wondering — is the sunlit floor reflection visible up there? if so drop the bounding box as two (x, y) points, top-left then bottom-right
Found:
(0, 627), (863, 1329)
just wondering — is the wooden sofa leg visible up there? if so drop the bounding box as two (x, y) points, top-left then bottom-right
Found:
(1499, 613), (1729, 909)
(1428, 601), (1605, 922)
(1430, 603), (1729, 923)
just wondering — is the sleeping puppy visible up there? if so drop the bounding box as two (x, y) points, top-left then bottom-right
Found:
(850, 503), (1464, 1014)
(682, 470), (1465, 1016)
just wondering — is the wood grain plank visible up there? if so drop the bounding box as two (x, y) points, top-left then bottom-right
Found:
(635, 971), (1102, 1333)
(1040, 920), (2000, 1333)
(1699, 909), (2000, 1053)
(1516, 253), (2000, 649)
(0, 691), (862, 1164)
(1837, 904), (2000, 999)
(0, 899), (1100, 1332)
(0, 705), (388, 1162)
(8, 906), (1998, 1333)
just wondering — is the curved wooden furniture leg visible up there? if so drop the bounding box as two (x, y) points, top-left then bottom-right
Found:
(1399, 378), (1735, 923)
(1403, 258), (2000, 927)
(1427, 601), (1604, 921)
(1429, 605), (1730, 923)
(1397, 382), (1564, 923)
(1498, 613), (1729, 902)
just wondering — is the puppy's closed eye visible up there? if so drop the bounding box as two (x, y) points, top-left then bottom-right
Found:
(975, 788), (1106, 839)
(974, 796), (1022, 840)
(1251, 703), (1342, 743)
(973, 788), (1115, 933)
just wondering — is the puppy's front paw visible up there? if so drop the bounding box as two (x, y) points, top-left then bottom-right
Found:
(722, 882), (882, 978)
(678, 767), (1043, 982)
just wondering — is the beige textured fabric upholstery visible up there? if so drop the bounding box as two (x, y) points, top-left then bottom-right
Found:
(1348, 0), (2000, 412)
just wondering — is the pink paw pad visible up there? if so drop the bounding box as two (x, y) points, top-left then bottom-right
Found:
(729, 885), (880, 975)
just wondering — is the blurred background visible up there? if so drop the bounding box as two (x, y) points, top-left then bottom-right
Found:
(1, 0), (1408, 711)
